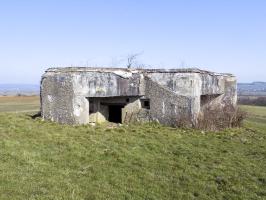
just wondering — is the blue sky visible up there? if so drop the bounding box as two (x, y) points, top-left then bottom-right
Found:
(0, 0), (265, 84)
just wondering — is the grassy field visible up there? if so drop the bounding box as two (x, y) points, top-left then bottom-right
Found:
(0, 97), (265, 199)
(0, 96), (40, 112)
(240, 105), (266, 122)
(240, 105), (266, 133)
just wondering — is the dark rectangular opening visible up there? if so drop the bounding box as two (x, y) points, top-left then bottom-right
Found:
(141, 99), (150, 109)
(144, 100), (150, 108)
(89, 100), (96, 114)
(108, 105), (123, 123)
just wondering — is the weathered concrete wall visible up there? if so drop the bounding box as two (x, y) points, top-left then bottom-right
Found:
(146, 72), (202, 97)
(146, 72), (202, 125)
(145, 77), (192, 126)
(70, 71), (144, 124)
(147, 72), (237, 125)
(41, 72), (76, 124)
(201, 74), (224, 95)
(72, 72), (144, 97)
(42, 69), (145, 124)
(88, 99), (109, 123)
(122, 98), (142, 123)
(223, 76), (237, 106)
(200, 76), (237, 109)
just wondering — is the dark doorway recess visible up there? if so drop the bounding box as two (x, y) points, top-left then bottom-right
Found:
(109, 105), (123, 123)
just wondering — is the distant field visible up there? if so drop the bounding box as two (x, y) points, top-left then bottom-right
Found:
(0, 97), (265, 199)
(0, 96), (40, 112)
(240, 105), (266, 130)
(240, 105), (266, 117)
(239, 95), (266, 99)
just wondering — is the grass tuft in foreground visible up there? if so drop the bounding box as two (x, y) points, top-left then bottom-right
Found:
(0, 112), (265, 200)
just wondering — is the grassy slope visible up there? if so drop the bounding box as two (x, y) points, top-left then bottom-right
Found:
(0, 98), (265, 199)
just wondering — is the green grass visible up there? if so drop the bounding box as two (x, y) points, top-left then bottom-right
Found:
(240, 105), (266, 132)
(240, 105), (266, 118)
(0, 96), (40, 113)
(0, 98), (265, 199)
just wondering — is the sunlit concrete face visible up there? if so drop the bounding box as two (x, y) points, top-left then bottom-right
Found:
(41, 67), (237, 126)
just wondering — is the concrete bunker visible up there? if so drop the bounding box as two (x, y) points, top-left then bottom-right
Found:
(41, 67), (237, 126)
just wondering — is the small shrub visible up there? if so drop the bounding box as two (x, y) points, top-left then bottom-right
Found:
(196, 105), (247, 131)
(231, 107), (247, 127)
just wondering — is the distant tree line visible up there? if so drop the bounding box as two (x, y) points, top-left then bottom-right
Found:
(238, 96), (266, 106)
